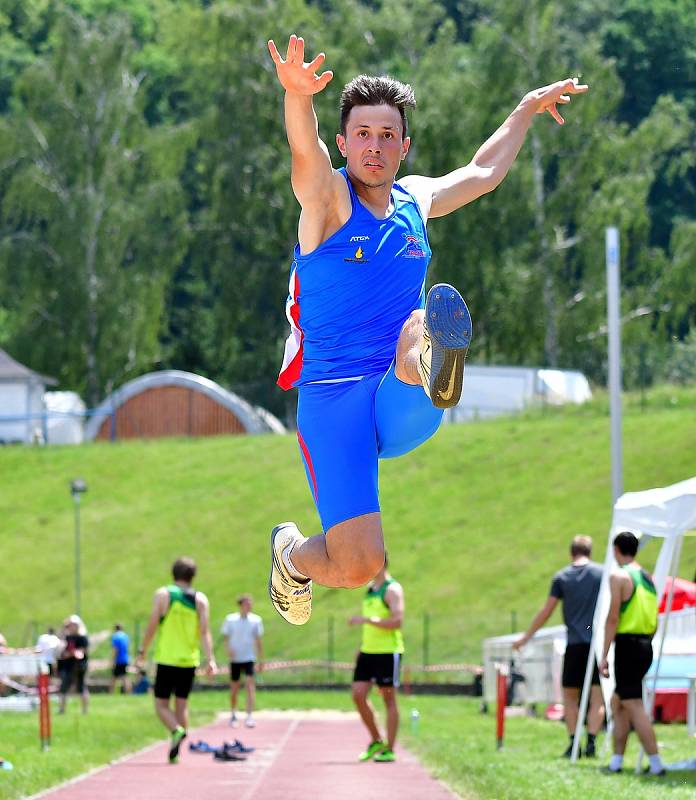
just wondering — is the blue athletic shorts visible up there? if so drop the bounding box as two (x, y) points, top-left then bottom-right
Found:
(296, 362), (443, 531)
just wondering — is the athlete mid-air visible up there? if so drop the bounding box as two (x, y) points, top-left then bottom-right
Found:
(267, 34), (588, 625)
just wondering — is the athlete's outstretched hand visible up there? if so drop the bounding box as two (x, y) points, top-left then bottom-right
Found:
(268, 34), (333, 96)
(527, 78), (589, 125)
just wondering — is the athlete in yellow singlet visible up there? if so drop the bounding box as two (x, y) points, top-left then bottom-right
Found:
(600, 532), (665, 776)
(349, 554), (404, 763)
(138, 557), (217, 763)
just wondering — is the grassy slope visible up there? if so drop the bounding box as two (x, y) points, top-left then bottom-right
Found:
(1, 388), (695, 668)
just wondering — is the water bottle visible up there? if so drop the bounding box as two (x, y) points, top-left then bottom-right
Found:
(410, 708), (420, 735)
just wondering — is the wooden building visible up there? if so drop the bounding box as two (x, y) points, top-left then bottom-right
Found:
(83, 370), (281, 441)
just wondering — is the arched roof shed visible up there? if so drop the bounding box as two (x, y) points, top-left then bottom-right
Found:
(84, 370), (277, 441)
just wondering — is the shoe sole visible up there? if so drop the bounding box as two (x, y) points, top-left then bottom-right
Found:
(269, 524), (311, 626)
(423, 284), (472, 409)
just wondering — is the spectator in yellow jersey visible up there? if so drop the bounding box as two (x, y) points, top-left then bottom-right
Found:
(349, 553), (404, 763)
(137, 557), (217, 764)
(600, 532), (665, 777)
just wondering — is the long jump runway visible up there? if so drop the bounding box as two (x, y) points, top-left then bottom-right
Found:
(34, 710), (458, 800)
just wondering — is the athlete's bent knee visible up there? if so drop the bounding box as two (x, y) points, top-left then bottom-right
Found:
(341, 546), (385, 588)
(404, 308), (425, 327)
(396, 310), (424, 352)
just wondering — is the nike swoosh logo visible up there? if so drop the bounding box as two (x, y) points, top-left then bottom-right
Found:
(439, 358), (458, 401)
(419, 343), (431, 381)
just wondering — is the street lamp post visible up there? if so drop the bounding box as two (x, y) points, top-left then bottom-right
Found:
(70, 479), (88, 615)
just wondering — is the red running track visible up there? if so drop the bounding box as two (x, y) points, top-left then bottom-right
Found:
(31, 710), (459, 800)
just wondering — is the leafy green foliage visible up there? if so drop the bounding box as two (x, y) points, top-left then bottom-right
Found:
(0, 9), (191, 404)
(0, 0), (693, 411)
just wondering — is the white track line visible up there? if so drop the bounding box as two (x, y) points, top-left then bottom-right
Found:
(238, 717), (300, 800)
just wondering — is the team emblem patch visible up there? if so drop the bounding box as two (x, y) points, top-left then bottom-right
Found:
(403, 234), (426, 258)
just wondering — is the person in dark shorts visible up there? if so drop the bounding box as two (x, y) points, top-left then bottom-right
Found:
(600, 531), (665, 776)
(110, 624), (131, 694)
(514, 536), (604, 757)
(137, 557), (217, 764)
(221, 594), (264, 728)
(57, 615), (90, 715)
(349, 554), (404, 763)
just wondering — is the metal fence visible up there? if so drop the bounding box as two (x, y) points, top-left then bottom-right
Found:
(4, 612), (493, 688)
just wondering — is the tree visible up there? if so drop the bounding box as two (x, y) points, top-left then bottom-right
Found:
(410, 0), (694, 378)
(0, 10), (191, 403)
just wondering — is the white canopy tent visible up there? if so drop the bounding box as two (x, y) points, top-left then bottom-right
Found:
(572, 475), (696, 767)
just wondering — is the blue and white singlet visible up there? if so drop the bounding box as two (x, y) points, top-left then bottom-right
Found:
(277, 168), (432, 389)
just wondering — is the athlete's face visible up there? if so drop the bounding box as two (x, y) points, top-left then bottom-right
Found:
(336, 104), (410, 189)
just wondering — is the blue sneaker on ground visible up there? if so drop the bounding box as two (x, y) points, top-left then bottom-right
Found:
(224, 739), (255, 754)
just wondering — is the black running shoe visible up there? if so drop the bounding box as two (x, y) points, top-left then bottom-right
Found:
(562, 741), (579, 759)
(168, 726), (187, 764)
(214, 749), (247, 762)
(417, 284), (472, 409)
(642, 766), (666, 777)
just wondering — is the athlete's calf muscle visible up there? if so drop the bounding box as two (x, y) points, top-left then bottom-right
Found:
(294, 513), (385, 589)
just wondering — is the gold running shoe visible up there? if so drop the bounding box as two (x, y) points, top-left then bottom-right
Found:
(417, 283), (472, 409)
(269, 522), (312, 625)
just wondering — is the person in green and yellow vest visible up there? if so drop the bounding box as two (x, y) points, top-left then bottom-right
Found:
(599, 531), (665, 777)
(137, 557), (217, 764)
(349, 553), (404, 763)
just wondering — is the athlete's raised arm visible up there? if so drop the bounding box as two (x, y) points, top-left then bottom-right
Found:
(268, 35), (336, 207)
(402, 78), (588, 219)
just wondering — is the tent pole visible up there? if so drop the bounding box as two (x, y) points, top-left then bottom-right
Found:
(570, 631), (596, 763)
(635, 535), (683, 774)
(606, 226), (623, 504)
(580, 226), (621, 766)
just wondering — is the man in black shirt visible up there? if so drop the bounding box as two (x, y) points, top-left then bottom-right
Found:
(58, 615), (90, 714)
(514, 536), (604, 757)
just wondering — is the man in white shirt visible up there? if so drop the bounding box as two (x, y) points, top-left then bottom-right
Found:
(36, 627), (61, 677)
(220, 595), (264, 727)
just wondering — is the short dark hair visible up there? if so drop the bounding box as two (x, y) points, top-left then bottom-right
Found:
(339, 75), (416, 138)
(114, 623), (122, 631)
(570, 535), (592, 558)
(237, 593), (252, 606)
(613, 531), (639, 557)
(172, 556), (197, 583)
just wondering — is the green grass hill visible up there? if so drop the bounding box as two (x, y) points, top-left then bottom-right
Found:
(1, 386), (695, 672)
